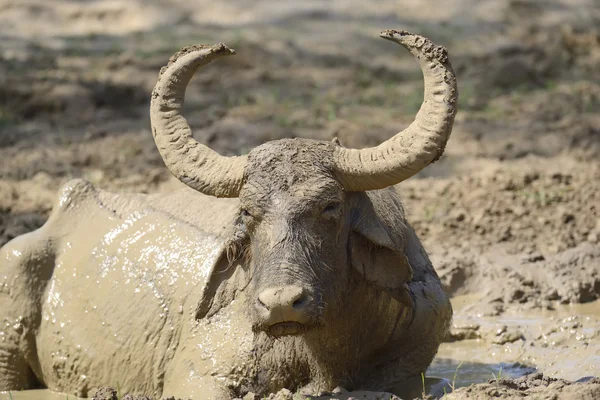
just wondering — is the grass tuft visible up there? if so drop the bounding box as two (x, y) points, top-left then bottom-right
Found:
(450, 360), (464, 392)
(491, 365), (504, 391)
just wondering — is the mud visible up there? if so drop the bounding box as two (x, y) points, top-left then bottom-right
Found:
(445, 373), (600, 400)
(438, 296), (600, 382)
(1, 0), (599, 399)
(433, 241), (600, 316)
(9, 372), (598, 400)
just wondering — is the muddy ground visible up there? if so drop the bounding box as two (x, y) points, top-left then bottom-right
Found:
(87, 374), (600, 400)
(1, 0), (599, 399)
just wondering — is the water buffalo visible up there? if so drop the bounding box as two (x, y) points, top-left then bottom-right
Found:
(0, 30), (457, 399)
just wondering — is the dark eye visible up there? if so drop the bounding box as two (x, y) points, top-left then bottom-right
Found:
(241, 209), (252, 218)
(322, 202), (341, 214)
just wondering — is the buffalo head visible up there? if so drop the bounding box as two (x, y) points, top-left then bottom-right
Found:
(149, 30), (457, 338)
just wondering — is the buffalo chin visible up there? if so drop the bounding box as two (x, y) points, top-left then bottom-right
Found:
(268, 321), (307, 337)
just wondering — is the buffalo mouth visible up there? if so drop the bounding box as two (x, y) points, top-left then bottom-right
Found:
(268, 321), (307, 337)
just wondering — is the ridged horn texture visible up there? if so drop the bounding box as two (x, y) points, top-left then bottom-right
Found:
(333, 30), (458, 191)
(150, 43), (247, 198)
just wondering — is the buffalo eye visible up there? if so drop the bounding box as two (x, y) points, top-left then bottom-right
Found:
(241, 208), (252, 218)
(322, 201), (341, 215)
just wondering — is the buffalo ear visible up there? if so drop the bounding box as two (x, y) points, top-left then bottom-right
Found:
(349, 232), (412, 290)
(195, 244), (250, 320)
(349, 192), (414, 305)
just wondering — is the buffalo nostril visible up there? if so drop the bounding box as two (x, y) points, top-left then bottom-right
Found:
(292, 296), (307, 309)
(257, 297), (269, 310)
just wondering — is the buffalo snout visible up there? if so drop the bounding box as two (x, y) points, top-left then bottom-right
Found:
(256, 285), (314, 336)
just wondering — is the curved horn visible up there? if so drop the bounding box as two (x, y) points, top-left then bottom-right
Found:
(333, 30), (458, 191)
(150, 43), (247, 198)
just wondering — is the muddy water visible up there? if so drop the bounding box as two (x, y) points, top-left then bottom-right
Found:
(4, 297), (599, 399)
(1, 390), (75, 400)
(428, 295), (600, 386)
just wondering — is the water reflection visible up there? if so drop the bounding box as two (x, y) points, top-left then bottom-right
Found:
(385, 358), (534, 398)
(427, 358), (536, 388)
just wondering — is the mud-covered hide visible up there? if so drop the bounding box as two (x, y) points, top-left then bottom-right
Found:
(0, 180), (242, 397)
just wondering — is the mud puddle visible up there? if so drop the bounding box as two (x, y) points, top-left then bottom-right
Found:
(1, 390), (74, 400)
(432, 295), (600, 385)
(427, 359), (534, 389)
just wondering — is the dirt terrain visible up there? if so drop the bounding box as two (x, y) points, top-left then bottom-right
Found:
(90, 374), (600, 400)
(1, 0), (599, 399)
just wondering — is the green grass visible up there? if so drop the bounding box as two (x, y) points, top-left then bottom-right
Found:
(327, 103), (338, 122)
(436, 360), (465, 398)
(491, 365), (504, 391)
(421, 196), (452, 223)
(518, 187), (571, 207)
(403, 85), (425, 114)
(0, 107), (15, 128)
(354, 66), (375, 89)
(450, 360), (464, 393)
(457, 81), (476, 111)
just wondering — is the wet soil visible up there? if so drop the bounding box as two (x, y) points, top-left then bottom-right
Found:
(9, 371), (599, 400)
(1, 0), (599, 399)
(445, 373), (600, 400)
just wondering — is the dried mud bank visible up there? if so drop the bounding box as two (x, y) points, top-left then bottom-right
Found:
(435, 241), (600, 316)
(445, 374), (600, 400)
